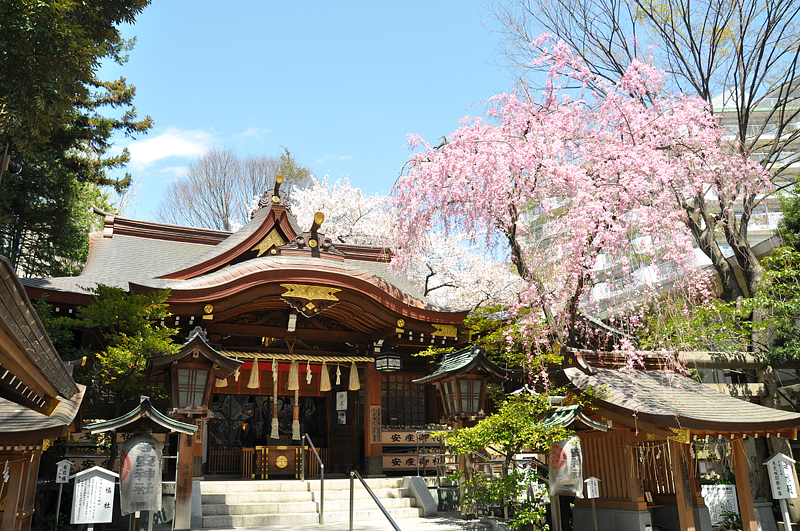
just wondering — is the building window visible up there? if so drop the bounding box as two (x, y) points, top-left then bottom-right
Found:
(381, 374), (426, 426)
(460, 379), (481, 413)
(177, 369), (208, 408)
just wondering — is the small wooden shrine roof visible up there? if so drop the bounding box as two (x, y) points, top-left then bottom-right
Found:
(84, 396), (197, 435)
(0, 255), (78, 410)
(0, 384), (85, 443)
(561, 347), (800, 438)
(413, 344), (509, 385)
(148, 327), (242, 380)
(539, 404), (609, 432)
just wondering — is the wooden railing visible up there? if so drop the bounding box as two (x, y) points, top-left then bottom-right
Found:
(208, 447), (241, 474)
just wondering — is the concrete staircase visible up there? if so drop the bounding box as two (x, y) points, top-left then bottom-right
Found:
(198, 477), (424, 528)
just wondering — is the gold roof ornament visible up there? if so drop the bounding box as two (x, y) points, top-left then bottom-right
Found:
(251, 229), (286, 257)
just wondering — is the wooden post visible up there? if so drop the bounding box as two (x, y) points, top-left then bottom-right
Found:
(174, 432), (195, 531)
(669, 439), (696, 531)
(0, 459), (25, 531)
(363, 363), (382, 476)
(732, 438), (759, 531)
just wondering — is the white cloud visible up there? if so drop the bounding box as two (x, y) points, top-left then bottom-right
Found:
(236, 126), (270, 139)
(127, 128), (213, 170)
(317, 154), (354, 163)
(157, 166), (188, 178)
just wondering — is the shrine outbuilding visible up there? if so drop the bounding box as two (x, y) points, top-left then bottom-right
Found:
(556, 346), (800, 531)
(0, 256), (85, 531)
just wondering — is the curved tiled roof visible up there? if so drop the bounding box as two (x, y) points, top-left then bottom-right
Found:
(565, 366), (800, 433)
(134, 254), (454, 312)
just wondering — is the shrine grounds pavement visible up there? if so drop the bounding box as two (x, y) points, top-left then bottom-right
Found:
(158, 512), (499, 531)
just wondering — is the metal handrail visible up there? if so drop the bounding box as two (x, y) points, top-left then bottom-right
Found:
(301, 433), (325, 525)
(349, 470), (401, 531)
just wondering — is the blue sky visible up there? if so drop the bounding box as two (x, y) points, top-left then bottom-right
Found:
(100, 1), (519, 221)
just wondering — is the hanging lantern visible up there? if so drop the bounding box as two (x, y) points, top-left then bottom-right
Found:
(375, 351), (402, 372)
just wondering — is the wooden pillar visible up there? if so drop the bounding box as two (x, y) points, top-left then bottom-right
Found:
(669, 440), (696, 531)
(174, 432), (195, 531)
(363, 363), (382, 476)
(732, 437), (759, 531)
(18, 447), (41, 531)
(623, 430), (648, 510)
(1, 458), (25, 531)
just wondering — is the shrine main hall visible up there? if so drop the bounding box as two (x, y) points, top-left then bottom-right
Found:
(23, 180), (471, 477)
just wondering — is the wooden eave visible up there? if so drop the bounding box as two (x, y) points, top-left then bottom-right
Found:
(147, 334), (243, 379)
(560, 346), (800, 439)
(414, 345), (509, 385)
(84, 396), (197, 435)
(0, 256), (77, 407)
(93, 207), (230, 245)
(0, 384), (86, 443)
(133, 268), (467, 326)
(157, 206), (298, 280)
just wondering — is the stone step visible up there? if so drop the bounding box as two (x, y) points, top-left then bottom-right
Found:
(202, 496), (416, 516)
(202, 500), (318, 516)
(201, 486), (409, 505)
(310, 487), (411, 501)
(199, 477), (405, 494)
(201, 491), (313, 504)
(202, 506), (424, 528)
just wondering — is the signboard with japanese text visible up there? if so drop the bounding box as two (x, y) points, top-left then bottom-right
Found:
(70, 467), (118, 524)
(119, 434), (164, 515)
(56, 459), (72, 484)
(585, 477), (600, 499)
(382, 454), (452, 470)
(336, 391), (347, 411)
(701, 485), (739, 524)
(765, 453), (798, 500)
(381, 430), (445, 446)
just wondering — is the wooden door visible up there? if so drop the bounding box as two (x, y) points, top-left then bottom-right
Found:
(328, 389), (361, 474)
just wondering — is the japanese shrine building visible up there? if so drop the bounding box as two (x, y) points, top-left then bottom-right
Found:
(22, 181), (470, 476)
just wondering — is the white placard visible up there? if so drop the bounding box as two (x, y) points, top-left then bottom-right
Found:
(765, 454), (798, 500)
(585, 477), (600, 499)
(70, 467), (117, 524)
(55, 460), (71, 484)
(701, 484), (739, 524)
(336, 391), (347, 411)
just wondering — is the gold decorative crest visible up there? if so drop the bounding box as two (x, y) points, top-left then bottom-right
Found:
(281, 284), (341, 302)
(281, 284), (341, 317)
(252, 229), (286, 257)
(432, 324), (458, 338)
(668, 428), (691, 444)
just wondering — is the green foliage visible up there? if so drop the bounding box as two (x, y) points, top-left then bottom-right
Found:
(446, 393), (570, 457)
(454, 468), (549, 530)
(717, 508), (742, 530)
(753, 247), (800, 365)
(0, 0), (151, 154)
(1, 36), (152, 277)
(445, 393), (568, 529)
(278, 146), (314, 193)
(780, 189), (800, 249)
(52, 285), (178, 416)
(637, 246), (800, 367)
(638, 295), (753, 351)
(34, 294), (86, 362)
(465, 304), (561, 370)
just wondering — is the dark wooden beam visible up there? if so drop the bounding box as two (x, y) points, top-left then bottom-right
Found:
(206, 322), (371, 343)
